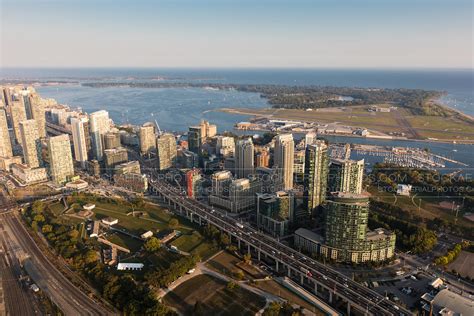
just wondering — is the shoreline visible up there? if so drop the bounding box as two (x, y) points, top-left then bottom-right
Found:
(219, 108), (474, 145)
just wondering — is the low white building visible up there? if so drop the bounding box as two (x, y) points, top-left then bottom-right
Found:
(141, 231), (153, 239)
(101, 217), (118, 226)
(397, 184), (412, 196)
(117, 263), (144, 271)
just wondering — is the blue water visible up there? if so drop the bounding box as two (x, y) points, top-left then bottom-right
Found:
(1, 68), (473, 168)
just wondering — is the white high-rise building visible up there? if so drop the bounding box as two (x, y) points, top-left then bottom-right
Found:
(139, 123), (156, 155)
(235, 138), (254, 178)
(0, 108), (13, 158)
(19, 119), (42, 168)
(216, 136), (235, 157)
(47, 134), (74, 185)
(71, 117), (89, 168)
(274, 133), (295, 190)
(89, 110), (110, 161)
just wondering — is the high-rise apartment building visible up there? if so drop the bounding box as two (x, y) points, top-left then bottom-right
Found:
(293, 149), (305, 183)
(89, 110), (110, 161)
(19, 120), (42, 168)
(328, 158), (365, 194)
(256, 191), (294, 237)
(216, 136), (235, 157)
(303, 140), (329, 218)
(235, 138), (254, 178)
(156, 133), (176, 170)
(139, 123), (156, 155)
(274, 134), (295, 190)
(10, 101), (27, 146)
(71, 117), (89, 168)
(47, 134), (74, 185)
(104, 147), (128, 173)
(0, 108), (13, 158)
(103, 131), (121, 150)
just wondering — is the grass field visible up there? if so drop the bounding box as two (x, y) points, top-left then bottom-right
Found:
(163, 274), (266, 315)
(447, 251), (474, 279)
(255, 280), (325, 315)
(147, 248), (183, 270)
(221, 106), (474, 141)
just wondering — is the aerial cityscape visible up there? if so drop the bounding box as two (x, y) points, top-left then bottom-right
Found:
(0, 0), (473, 315)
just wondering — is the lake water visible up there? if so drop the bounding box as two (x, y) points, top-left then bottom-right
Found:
(1, 68), (473, 169)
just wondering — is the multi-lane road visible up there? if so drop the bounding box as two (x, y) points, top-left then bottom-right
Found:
(149, 177), (412, 316)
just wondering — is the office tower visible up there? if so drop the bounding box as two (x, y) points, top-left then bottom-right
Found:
(19, 120), (42, 168)
(255, 149), (270, 168)
(255, 166), (284, 194)
(328, 158), (365, 194)
(71, 117), (89, 168)
(103, 131), (121, 149)
(235, 138), (254, 178)
(274, 134), (295, 190)
(210, 170), (233, 196)
(293, 149), (305, 183)
(139, 123), (156, 155)
(188, 126), (202, 154)
(303, 140), (329, 218)
(104, 147), (128, 173)
(156, 133), (176, 170)
(209, 172), (261, 213)
(0, 108), (13, 158)
(89, 110), (110, 161)
(10, 101), (27, 145)
(47, 134), (74, 185)
(305, 131), (317, 146)
(216, 136), (235, 157)
(256, 191), (294, 237)
(178, 149), (199, 169)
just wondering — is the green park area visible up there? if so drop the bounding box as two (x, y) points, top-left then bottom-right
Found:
(162, 274), (266, 315)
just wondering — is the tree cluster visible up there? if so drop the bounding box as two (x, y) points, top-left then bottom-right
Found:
(145, 254), (200, 288)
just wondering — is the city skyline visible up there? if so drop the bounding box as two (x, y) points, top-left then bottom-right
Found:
(1, 0), (472, 69)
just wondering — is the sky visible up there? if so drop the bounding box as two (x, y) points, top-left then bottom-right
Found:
(0, 0), (472, 68)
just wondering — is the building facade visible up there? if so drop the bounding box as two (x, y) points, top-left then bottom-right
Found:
(139, 123), (156, 155)
(0, 108), (13, 158)
(47, 134), (74, 185)
(71, 117), (89, 168)
(19, 119), (43, 168)
(156, 133), (176, 170)
(235, 138), (254, 178)
(274, 134), (295, 190)
(303, 140), (329, 218)
(89, 110), (110, 161)
(328, 158), (364, 194)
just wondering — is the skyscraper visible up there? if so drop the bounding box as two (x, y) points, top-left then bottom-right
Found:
(235, 138), (254, 178)
(47, 134), (74, 185)
(19, 119), (42, 168)
(10, 101), (27, 146)
(188, 126), (202, 154)
(303, 140), (329, 218)
(0, 108), (13, 158)
(103, 131), (121, 149)
(274, 134), (295, 190)
(156, 133), (176, 170)
(89, 110), (110, 161)
(328, 158), (365, 194)
(71, 117), (89, 168)
(139, 123), (156, 155)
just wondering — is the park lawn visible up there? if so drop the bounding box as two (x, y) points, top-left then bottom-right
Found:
(48, 202), (65, 216)
(255, 280), (325, 315)
(206, 251), (251, 279)
(170, 231), (205, 252)
(147, 248), (182, 270)
(106, 233), (143, 253)
(163, 274), (266, 315)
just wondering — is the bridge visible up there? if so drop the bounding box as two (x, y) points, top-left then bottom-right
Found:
(148, 177), (412, 316)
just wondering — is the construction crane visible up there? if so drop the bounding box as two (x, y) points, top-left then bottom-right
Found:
(151, 113), (162, 135)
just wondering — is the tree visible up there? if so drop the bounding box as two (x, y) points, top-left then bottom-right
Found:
(193, 301), (205, 316)
(263, 302), (281, 316)
(243, 253), (252, 264)
(84, 250), (99, 264)
(33, 214), (45, 224)
(42, 224), (53, 234)
(168, 218), (179, 229)
(226, 281), (238, 290)
(32, 200), (45, 214)
(144, 237), (161, 252)
(234, 269), (245, 280)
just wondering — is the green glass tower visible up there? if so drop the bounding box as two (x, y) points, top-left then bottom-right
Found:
(303, 140), (329, 218)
